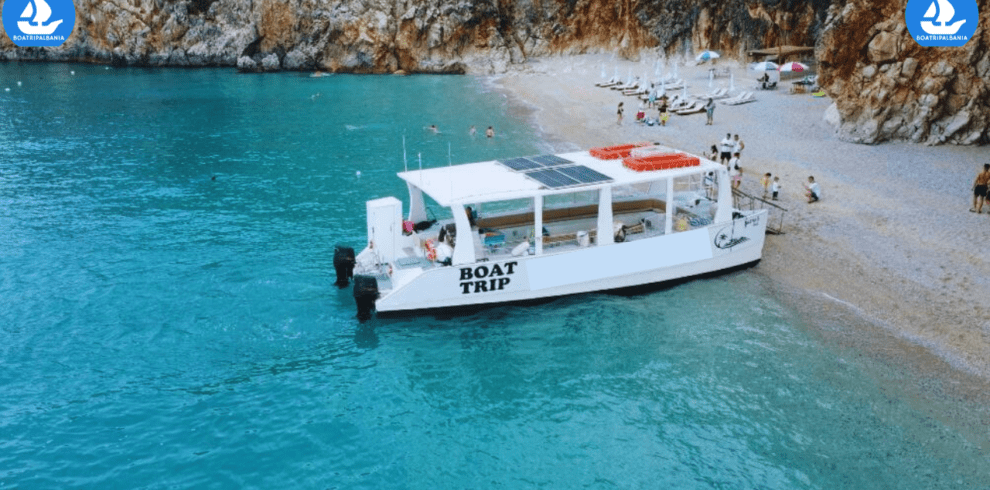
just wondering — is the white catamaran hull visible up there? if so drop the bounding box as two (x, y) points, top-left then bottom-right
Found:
(374, 212), (766, 313)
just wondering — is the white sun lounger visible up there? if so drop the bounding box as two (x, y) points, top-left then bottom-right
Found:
(698, 88), (729, 99)
(721, 91), (757, 105)
(675, 100), (706, 115)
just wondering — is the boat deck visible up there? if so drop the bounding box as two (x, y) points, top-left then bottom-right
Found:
(395, 195), (717, 271)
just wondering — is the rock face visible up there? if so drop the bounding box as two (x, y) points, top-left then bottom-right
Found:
(817, 0), (989, 145)
(0, 0), (985, 145)
(0, 0), (830, 74)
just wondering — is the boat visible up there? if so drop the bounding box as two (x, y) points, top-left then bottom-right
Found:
(338, 143), (768, 319)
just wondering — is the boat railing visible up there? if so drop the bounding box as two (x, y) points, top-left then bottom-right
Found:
(731, 188), (788, 234)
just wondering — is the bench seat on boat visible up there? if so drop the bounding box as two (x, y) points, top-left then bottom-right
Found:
(475, 199), (667, 231)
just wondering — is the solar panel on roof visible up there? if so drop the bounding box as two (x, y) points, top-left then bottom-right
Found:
(526, 168), (580, 189)
(557, 165), (613, 184)
(529, 154), (574, 168)
(498, 157), (542, 171)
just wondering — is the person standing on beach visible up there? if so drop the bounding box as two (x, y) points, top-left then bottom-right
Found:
(705, 144), (718, 161)
(804, 176), (821, 203)
(971, 163), (990, 213)
(729, 153), (742, 189)
(658, 101), (669, 127)
(732, 134), (745, 156)
(704, 98), (715, 125)
(617, 102), (624, 125)
(771, 176), (781, 200)
(719, 134), (733, 165)
(761, 172), (772, 198)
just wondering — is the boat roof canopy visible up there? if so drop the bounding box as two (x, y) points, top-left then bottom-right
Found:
(398, 149), (722, 207)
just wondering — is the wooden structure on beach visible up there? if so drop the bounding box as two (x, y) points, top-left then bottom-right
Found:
(746, 45), (815, 64)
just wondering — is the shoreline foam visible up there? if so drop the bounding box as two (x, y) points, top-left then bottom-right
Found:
(487, 54), (990, 387)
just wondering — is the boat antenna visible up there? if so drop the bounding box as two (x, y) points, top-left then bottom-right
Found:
(402, 135), (408, 172)
(448, 142), (452, 166)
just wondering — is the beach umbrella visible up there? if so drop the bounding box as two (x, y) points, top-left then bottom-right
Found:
(751, 61), (778, 71)
(696, 51), (720, 62)
(778, 62), (809, 72)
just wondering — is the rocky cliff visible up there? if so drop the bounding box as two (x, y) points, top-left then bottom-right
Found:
(1, 0), (985, 145)
(817, 0), (989, 145)
(0, 0), (830, 73)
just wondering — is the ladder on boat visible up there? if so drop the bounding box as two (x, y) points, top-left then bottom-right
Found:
(731, 188), (788, 235)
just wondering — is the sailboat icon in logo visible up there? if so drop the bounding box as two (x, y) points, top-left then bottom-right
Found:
(920, 0), (966, 34)
(17, 0), (64, 35)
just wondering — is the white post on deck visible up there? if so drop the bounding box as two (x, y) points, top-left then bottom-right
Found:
(715, 167), (733, 223)
(451, 205), (475, 265)
(597, 187), (614, 246)
(534, 195), (544, 255)
(665, 178), (675, 234)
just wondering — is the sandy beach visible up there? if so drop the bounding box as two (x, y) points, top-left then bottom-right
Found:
(489, 54), (990, 395)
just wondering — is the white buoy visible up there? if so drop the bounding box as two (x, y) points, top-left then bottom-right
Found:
(4, 88), (9, 92)
(17, 81), (22, 86)
(356, 171), (361, 177)
(70, 70), (75, 75)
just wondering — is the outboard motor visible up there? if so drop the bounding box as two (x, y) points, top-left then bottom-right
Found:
(353, 275), (379, 321)
(333, 245), (356, 288)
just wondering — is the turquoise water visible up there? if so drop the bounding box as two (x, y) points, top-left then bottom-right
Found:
(1, 63), (988, 489)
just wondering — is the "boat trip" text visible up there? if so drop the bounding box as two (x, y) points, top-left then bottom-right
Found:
(459, 261), (518, 294)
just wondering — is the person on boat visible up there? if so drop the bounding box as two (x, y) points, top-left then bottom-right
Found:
(465, 206), (477, 227)
(719, 133), (733, 165)
(729, 153), (743, 189)
(704, 98), (715, 125)
(704, 167), (717, 200)
(486, 126), (495, 138)
(972, 163), (990, 213)
(616, 102), (624, 126)
(804, 176), (821, 203)
(658, 101), (669, 127)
